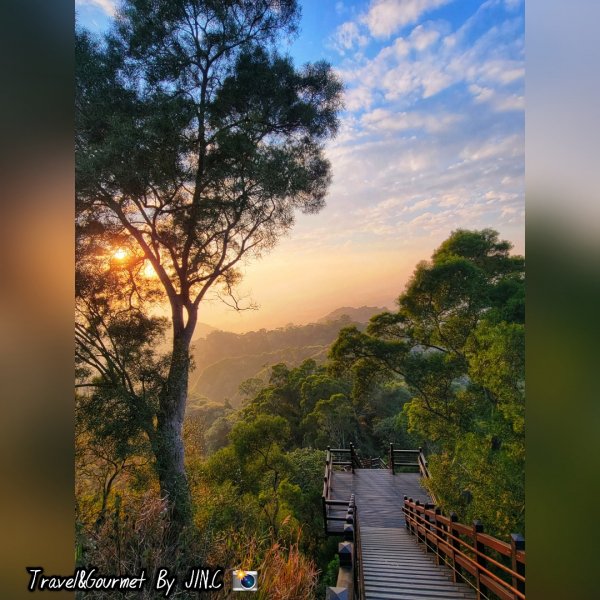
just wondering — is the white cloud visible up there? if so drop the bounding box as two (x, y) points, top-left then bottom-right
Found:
(339, 9), (523, 108)
(504, 0), (522, 10)
(330, 0), (452, 54)
(320, 117), (523, 245)
(361, 108), (461, 133)
(477, 60), (524, 85)
(459, 134), (522, 162)
(470, 84), (524, 112)
(470, 84), (495, 103)
(494, 93), (524, 111)
(345, 86), (374, 111)
(409, 24), (441, 51)
(76, 0), (117, 16)
(330, 21), (369, 54)
(302, 1), (524, 256)
(362, 0), (452, 39)
(420, 69), (454, 98)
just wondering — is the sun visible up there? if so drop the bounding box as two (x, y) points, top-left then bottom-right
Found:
(113, 248), (127, 260)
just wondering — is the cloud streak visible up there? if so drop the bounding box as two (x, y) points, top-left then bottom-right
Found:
(76, 0), (117, 17)
(362, 0), (453, 39)
(75, 0), (524, 332)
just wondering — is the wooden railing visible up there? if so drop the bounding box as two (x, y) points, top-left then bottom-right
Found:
(326, 444), (363, 473)
(325, 494), (365, 600)
(417, 447), (430, 478)
(388, 443), (420, 474)
(403, 497), (525, 600)
(361, 456), (387, 469)
(322, 445), (362, 535)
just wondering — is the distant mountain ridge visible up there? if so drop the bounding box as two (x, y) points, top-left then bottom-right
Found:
(317, 305), (388, 324)
(188, 306), (388, 407)
(192, 322), (221, 341)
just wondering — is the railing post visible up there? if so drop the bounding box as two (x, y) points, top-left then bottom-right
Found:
(403, 496), (409, 530)
(338, 540), (353, 567)
(411, 498), (417, 536)
(350, 443), (355, 473)
(450, 512), (462, 584)
(473, 520), (488, 600)
(434, 507), (443, 564)
(322, 496), (328, 535)
(343, 521), (354, 541)
(325, 587), (349, 600)
(511, 533), (525, 599)
(389, 443), (395, 475)
(344, 495), (356, 542)
(424, 503), (435, 553)
(415, 500), (423, 544)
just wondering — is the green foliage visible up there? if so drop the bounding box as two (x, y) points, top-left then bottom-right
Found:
(330, 229), (525, 536)
(76, 0), (342, 527)
(323, 555), (340, 588)
(237, 356), (417, 457)
(203, 412), (237, 454)
(304, 393), (357, 448)
(231, 414), (291, 467)
(466, 321), (525, 434)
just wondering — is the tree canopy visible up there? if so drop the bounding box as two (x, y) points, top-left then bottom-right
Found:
(330, 229), (525, 535)
(75, 0), (343, 529)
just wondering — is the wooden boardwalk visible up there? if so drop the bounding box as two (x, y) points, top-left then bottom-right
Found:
(329, 469), (476, 600)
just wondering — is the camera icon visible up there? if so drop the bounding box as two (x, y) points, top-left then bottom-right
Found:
(232, 570), (258, 592)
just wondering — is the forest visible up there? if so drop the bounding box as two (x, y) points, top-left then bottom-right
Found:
(75, 1), (524, 597)
(187, 307), (383, 407)
(76, 228), (524, 598)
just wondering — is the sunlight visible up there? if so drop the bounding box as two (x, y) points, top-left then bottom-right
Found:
(113, 248), (127, 260)
(143, 261), (157, 278)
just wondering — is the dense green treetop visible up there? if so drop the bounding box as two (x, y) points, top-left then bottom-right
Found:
(329, 229), (525, 535)
(76, 0), (343, 527)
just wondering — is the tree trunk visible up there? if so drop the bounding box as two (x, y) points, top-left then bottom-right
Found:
(153, 310), (195, 532)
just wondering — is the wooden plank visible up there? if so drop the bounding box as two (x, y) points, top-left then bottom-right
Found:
(360, 526), (476, 599)
(326, 469), (477, 599)
(480, 573), (514, 600)
(478, 532), (512, 557)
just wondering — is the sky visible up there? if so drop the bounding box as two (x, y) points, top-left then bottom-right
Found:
(76, 0), (524, 333)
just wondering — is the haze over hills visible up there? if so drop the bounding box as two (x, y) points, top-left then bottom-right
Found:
(192, 322), (220, 340)
(188, 306), (387, 408)
(317, 306), (388, 324)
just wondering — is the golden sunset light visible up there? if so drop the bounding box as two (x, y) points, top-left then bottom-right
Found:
(143, 261), (157, 278)
(75, 1), (526, 595)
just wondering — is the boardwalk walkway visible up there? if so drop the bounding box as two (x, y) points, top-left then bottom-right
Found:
(329, 469), (476, 600)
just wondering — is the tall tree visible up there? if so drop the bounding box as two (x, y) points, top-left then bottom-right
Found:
(330, 229), (525, 534)
(76, 0), (342, 528)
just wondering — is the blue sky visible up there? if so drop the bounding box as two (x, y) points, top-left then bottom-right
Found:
(76, 0), (524, 332)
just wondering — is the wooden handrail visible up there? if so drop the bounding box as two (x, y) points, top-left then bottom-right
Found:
(323, 448), (333, 498)
(416, 447), (437, 503)
(417, 447), (430, 478)
(403, 497), (525, 600)
(322, 446), (363, 536)
(325, 494), (364, 600)
(354, 500), (365, 600)
(389, 443), (421, 474)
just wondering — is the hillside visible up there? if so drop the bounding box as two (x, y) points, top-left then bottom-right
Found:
(193, 322), (221, 340)
(318, 305), (387, 324)
(188, 306), (386, 407)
